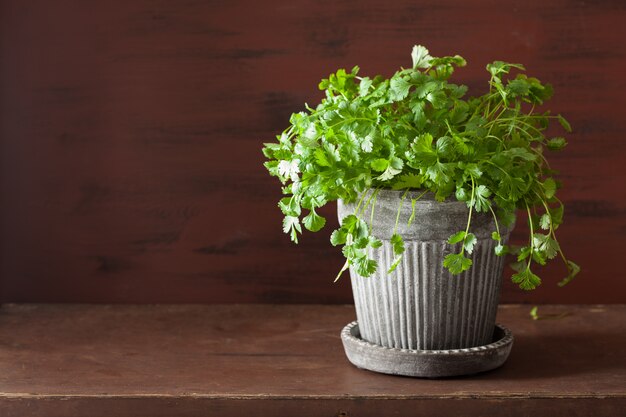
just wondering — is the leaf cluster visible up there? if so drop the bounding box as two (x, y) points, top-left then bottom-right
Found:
(263, 45), (579, 290)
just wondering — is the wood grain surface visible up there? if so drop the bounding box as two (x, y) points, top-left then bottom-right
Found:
(0, 0), (625, 303)
(0, 304), (624, 416)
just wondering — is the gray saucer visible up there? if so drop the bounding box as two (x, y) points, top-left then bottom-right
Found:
(341, 321), (513, 378)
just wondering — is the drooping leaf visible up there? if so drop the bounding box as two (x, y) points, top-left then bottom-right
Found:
(443, 253), (473, 274)
(473, 185), (492, 212)
(543, 178), (557, 199)
(511, 268), (541, 290)
(546, 137), (567, 150)
(391, 233), (405, 256)
(463, 233), (477, 254)
(303, 210), (326, 232)
(448, 231), (466, 245)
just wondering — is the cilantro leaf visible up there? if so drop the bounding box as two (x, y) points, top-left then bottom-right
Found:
(391, 173), (423, 190)
(463, 233), (477, 254)
(539, 213), (551, 230)
(354, 257), (378, 277)
(411, 45), (432, 69)
(547, 137), (567, 150)
(473, 185), (491, 212)
(543, 178), (557, 199)
(282, 216), (302, 243)
(494, 244), (507, 256)
(303, 209), (326, 232)
(558, 260), (580, 287)
(511, 268), (541, 290)
(330, 229), (347, 246)
(377, 156), (403, 181)
(443, 253), (473, 274)
(448, 231), (466, 245)
(391, 233), (405, 256)
(389, 77), (412, 101)
(533, 233), (559, 259)
(557, 114), (572, 132)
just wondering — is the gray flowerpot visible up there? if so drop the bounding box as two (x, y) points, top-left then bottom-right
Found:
(338, 189), (514, 351)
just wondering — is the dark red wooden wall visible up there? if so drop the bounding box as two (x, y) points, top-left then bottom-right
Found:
(1, 0), (625, 303)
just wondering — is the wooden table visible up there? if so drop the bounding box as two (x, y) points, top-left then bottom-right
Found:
(0, 304), (624, 416)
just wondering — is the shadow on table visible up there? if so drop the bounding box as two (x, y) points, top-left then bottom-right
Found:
(475, 330), (626, 380)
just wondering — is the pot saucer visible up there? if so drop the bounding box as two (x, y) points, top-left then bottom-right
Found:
(341, 321), (513, 378)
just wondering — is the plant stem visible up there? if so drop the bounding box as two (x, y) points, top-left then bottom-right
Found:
(460, 176), (476, 255)
(525, 203), (535, 269)
(392, 189), (410, 235)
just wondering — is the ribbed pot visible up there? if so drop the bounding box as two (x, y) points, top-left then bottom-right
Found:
(338, 189), (514, 350)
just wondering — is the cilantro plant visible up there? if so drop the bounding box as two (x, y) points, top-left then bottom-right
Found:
(263, 45), (579, 290)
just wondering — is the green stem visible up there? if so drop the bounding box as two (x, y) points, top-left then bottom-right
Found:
(369, 188), (381, 229)
(460, 176), (476, 255)
(408, 190), (429, 226)
(536, 192), (569, 268)
(487, 204), (502, 245)
(525, 203), (535, 269)
(392, 189), (410, 235)
(354, 189), (370, 215)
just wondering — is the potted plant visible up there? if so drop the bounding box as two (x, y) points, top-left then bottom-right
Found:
(262, 45), (579, 377)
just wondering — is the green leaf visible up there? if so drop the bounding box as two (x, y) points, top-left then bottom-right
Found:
(491, 231), (501, 241)
(502, 147), (536, 162)
(426, 161), (455, 185)
(388, 256), (403, 273)
(314, 148), (331, 167)
(371, 158), (388, 172)
(411, 45), (432, 69)
(303, 210), (326, 232)
(436, 136), (455, 157)
(549, 204), (564, 227)
(546, 137), (567, 150)
(558, 260), (580, 287)
(389, 77), (412, 101)
(377, 156), (403, 181)
(473, 185), (492, 212)
(278, 197), (301, 216)
(359, 77), (373, 97)
(543, 178), (557, 199)
(463, 233), (477, 254)
(530, 306), (539, 320)
(390, 233), (405, 256)
(282, 216), (302, 243)
(409, 133), (436, 163)
(455, 187), (469, 202)
(557, 115), (572, 132)
(355, 257), (377, 277)
(448, 231), (466, 245)
(533, 233), (560, 259)
(495, 244), (507, 256)
(511, 268), (541, 290)
(443, 253), (473, 274)
(330, 229), (347, 246)
(507, 77), (531, 96)
(370, 238), (383, 249)
(426, 90), (448, 108)
(539, 213), (551, 230)
(517, 246), (532, 261)
(497, 208), (517, 228)
(391, 173), (423, 190)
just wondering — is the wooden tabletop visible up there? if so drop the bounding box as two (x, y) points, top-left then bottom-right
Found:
(0, 304), (624, 416)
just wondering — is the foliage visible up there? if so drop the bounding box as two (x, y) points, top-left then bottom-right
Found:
(263, 45), (579, 290)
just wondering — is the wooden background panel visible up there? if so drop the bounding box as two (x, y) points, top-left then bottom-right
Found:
(0, 0), (624, 303)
